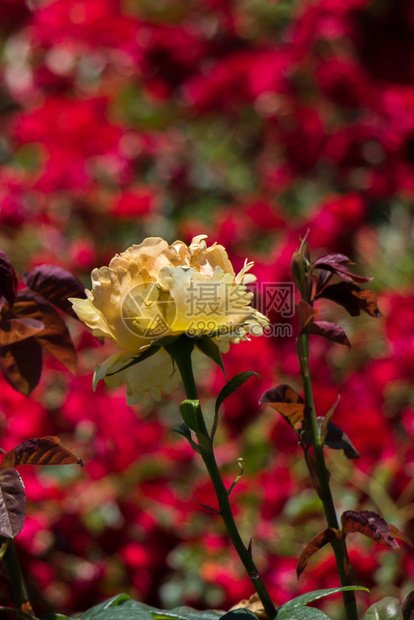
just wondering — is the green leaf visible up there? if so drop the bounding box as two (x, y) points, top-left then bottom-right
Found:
(172, 423), (201, 454)
(279, 587), (369, 611)
(277, 607), (332, 620)
(168, 608), (222, 620)
(180, 400), (201, 432)
(80, 598), (223, 620)
(151, 613), (188, 620)
(172, 422), (192, 441)
(42, 614), (76, 620)
(149, 335), (180, 348)
(195, 337), (226, 378)
(81, 596), (141, 619)
(211, 371), (259, 439)
(364, 597), (403, 620)
(80, 593), (132, 618)
(215, 372), (259, 416)
(219, 611), (257, 620)
(105, 346), (159, 377)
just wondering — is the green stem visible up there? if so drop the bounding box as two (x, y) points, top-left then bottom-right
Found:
(299, 334), (358, 620)
(166, 338), (277, 620)
(3, 540), (33, 616)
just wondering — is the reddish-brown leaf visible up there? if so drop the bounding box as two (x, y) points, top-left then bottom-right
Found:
(341, 510), (399, 548)
(312, 254), (372, 284)
(0, 468), (26, 539)
(0, 337), (42, 396)
(1, 436), (83, 469)
(14, 289), (77, 373)
(23, 265), (86, 318)
(260, 384), (305, 429)
(317, 269), (333, 291)
(296, 300), (324, 329)
(297, 528), (341, 579)
(22, 602), (36, 616)
(316, 281), (381, 318)
(0, 317), (44, 346)
(354, 289), (382, 317)
(389, 524), (413, 549)
(323, 421), (360, 459)
(303, 320), (351, 348)
(0, 251), (18, 307)
(313, 253), (350, 267)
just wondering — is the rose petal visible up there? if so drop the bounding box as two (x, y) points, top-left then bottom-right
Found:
(100, 348), (181, 403)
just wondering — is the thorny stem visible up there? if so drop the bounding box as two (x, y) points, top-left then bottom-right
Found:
(3, 540), (34, 617)
(166, 337), (277, 620)
(298, 333), (358, 620)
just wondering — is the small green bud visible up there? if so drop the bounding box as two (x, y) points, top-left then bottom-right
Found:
(180, 399), (201, 432)
(291, 250), (303, 291)
(292, 235), (312, 302)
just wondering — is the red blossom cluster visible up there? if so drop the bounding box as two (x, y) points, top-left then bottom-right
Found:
(1, 0), (414, 616)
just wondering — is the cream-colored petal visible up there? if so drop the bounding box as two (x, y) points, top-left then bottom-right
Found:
(248, 310), (270, 334)
(171, 239), (190, 262)
(109, 238), (185, 275)
(203, 244), (235, 277)
(187, 235), (208, 261)
(93, 352), (130, 390)
(186, 237), (235, 277)
(235, 259), (257, 285)
(109, 238), (168, 270)
(69, 295), (114, 340)
(90, 263), (161, 351)
(214, 336), (231, 353)
(189, 234), (208, 248)
(73, 234), (269, 405)
(225, 309), (269, 344)
(157, 266), (256, 337)
(104, 348), (181, 404)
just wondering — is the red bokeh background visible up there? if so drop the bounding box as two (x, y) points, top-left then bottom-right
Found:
(1, 0), (414, 617)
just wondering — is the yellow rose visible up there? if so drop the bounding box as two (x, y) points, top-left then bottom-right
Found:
(70, 235), (269, 403)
